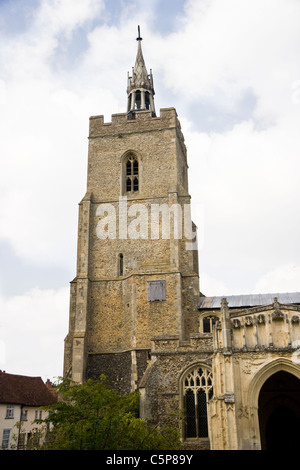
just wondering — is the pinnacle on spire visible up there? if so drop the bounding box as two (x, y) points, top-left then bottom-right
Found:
(127, 27), (156, 118)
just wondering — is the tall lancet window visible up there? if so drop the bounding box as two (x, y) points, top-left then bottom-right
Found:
(125, 154), (139, 194)
(182, 366), (213, 439)
(119, 253), (124, 276)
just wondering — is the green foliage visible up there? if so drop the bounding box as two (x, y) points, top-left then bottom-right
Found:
(40, 376), (181, 450)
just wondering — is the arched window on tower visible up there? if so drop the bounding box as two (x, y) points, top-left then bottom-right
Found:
(125, 154), (139, 194)
(182, 366), (213, 439)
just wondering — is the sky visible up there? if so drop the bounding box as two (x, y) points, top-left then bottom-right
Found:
(0, 0), (300, 381)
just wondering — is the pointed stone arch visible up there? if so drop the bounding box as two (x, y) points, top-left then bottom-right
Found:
(259, 371), (300, 449)
(120, 150), (142, 196)
(247, 358), (300, 449)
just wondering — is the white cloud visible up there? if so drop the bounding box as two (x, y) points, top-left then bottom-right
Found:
(0, 79), (87, 266)
(35, 0), (104, 36)
(154, 0), (300, 125)
(0, 287), (69, 380)
(183, 104), (300, 293)
(200, 272), (231, 297)
(201, 263), (300, 297)
(253, 264), (300, 294)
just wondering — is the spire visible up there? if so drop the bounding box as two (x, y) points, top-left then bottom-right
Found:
(127, 26), (156, 118)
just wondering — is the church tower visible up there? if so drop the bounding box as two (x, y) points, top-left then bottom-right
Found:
(63, 29), (200, 392)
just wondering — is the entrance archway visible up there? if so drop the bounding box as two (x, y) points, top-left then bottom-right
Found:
(258, 371), (300, 450)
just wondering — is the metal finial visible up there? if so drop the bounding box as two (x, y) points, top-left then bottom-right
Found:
(137, 25), (142, 41)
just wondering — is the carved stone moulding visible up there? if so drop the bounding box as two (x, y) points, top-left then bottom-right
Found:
(232, 318), (241, 328)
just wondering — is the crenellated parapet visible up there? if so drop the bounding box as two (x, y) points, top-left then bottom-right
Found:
(89, 107), (185, 144)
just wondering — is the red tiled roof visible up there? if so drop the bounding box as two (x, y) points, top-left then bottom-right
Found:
(0, 371), (57, 406)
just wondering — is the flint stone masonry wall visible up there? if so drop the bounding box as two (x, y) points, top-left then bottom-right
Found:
(87, 272), (189, 354)
(139, 334), (213, 449)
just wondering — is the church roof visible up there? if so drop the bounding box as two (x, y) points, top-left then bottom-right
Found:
(199, 292), (300, 309)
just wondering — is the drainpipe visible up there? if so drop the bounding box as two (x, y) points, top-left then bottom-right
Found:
(17, 405), (23, 450)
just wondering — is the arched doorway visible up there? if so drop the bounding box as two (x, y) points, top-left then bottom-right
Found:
(258, 371), (300, 450)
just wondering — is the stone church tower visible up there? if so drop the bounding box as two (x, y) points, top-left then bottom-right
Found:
(63, 28), (200, 392)
(64, 30), (300, 450)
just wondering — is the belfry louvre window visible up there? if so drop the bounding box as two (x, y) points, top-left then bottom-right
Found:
(183, 367), (213, 439)
(147, 280), (166, 301)
(126, 155), (139, 193)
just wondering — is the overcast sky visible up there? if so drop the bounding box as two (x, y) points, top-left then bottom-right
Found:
(0, 0), (300, 381)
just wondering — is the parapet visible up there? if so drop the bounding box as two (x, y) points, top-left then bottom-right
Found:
(89, 107), (184, 139)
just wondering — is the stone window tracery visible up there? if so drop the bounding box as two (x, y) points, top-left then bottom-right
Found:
(182, 366), (213, 439)
(125, 154), (139, 194)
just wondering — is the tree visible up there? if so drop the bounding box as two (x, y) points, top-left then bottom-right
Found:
(40, 376), (181, 450)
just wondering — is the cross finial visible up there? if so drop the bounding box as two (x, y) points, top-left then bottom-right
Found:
(137, 25), (142, 41)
